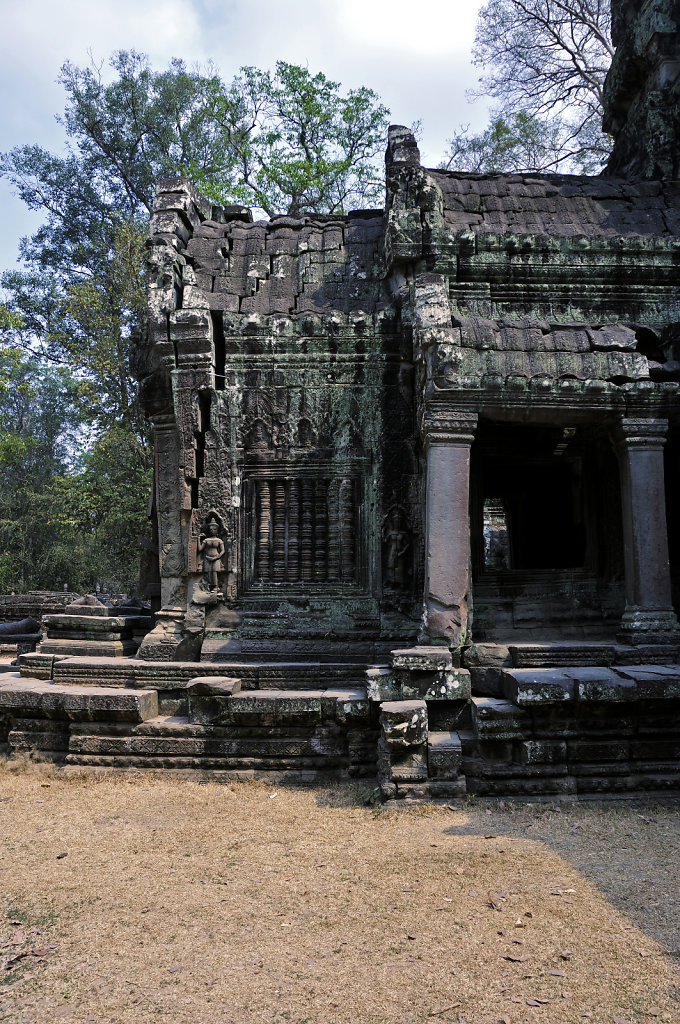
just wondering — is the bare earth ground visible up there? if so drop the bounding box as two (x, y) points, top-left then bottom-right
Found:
(0, 762), (678, 1024)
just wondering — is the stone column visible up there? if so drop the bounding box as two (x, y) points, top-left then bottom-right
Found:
(421, 411), (478, 646)
(152, 411), (187, 610)
(615, 416), (679, 643)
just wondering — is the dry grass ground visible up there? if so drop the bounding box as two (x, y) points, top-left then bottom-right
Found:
(0, 761), (678, 1024)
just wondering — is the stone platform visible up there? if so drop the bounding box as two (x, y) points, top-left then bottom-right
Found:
(0, 644), (678, 799)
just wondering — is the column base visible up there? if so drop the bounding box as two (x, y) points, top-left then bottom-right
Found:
(617, 607), (680, 645)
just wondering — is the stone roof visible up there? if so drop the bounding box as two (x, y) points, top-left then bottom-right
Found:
(429, 170), (680, 239)
(150, 180), (387, 318)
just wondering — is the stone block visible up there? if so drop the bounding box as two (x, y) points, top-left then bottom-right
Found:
(391, 647), (453, 672)
(463, 643), (511, 668)
(469, 666), (504, 697)
(0, 677), (158, 723)
(365, 666), (400, 702)
(43, 614), (131, 633)
(428, 779), (467, 798)
(568, 739), (630, 762)
(509, 643), (616, 667)
(186, 676), (241, 696)
(40, 638), (138, 658)
(517, 740), (567, 765)
(9, 722), (70, 760)
(52, 658), (235, 689)
(612, 666), (680, 700)
(378, 736), (428, 781)
(186, 677), (240, 725)
(502, 668), (575, 705)
(323, 689), (370, 723)
(472, 698), (530, 740)
(18, 653), (58, 680)
(630, 739), (680, 760)
(380, 700), (427, 747)
(616, 645), (678, 665)
(570, 667), (637, 702)
(423, 669), (471, 701)
(428, 730), (462, 778)
(227, 690), (324, 719)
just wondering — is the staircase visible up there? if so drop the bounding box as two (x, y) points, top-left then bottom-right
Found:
(0, 671), (377, 781)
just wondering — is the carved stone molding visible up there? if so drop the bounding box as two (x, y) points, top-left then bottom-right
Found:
(615, 416), (669, 452)
(421, 410), (478, 447)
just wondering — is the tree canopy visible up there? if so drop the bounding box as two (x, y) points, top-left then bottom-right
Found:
(443, 0), (613, 174)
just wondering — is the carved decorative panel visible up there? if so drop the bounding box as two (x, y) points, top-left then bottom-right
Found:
(245, 473), (363, 590)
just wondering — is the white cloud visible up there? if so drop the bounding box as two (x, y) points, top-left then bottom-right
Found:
(332, 0), (479, 56)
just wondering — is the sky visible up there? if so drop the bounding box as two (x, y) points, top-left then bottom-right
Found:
(0, 0), (489, 272)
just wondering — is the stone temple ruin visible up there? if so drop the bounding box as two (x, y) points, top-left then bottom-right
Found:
(1, 0), (680, 798)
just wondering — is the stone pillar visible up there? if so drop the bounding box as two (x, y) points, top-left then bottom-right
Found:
(152, 411), (187, 610)
(421, 411), (478, 646)
(615, 416), (679, 643)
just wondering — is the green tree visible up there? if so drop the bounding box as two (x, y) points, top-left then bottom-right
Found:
(199, 61), (389, 216)
(444, 0), (613, 173)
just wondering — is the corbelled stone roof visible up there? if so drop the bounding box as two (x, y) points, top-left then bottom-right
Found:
(150, 179), (387, 317)
(430, 170), (680, 239)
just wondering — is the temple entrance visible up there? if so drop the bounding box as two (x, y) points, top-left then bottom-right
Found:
(471, 421), (624, 640)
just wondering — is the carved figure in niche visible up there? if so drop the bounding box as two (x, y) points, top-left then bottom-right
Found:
(383, 506), (411, 589)
(296, 417), (316, 449)
(198, 513), (226, 591)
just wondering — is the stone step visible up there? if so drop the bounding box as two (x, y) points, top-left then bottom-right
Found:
(0, 674), (158, 722)
(224, 688), (369, 724)
(69, 716), (323, 740)
(63, 753), (342, 771)
(502, 665), (680, 705)
(67, 731), (344, 759)
(508, 643), (679, 668)
(40, 657), (368, 691)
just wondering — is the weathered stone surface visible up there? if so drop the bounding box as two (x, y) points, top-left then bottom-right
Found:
(463, 644), (511, 669)
(508, 644), (617, 668)
(502, 669), (575, 705)
(0, 616), (41, 636)
(18, 653), (60, 680)
(428, 730), (462, 777)
(468, 667), (504, 697)
(186, 676), (241, 696)
(365, 666), (399, 702)
(0, 677), (158, 722)
(472, 698), (530, 741)
(391, 647), (453, 672)
(51, 658), (240, 689)
(380, 700), (427, 747)
(518, 740), (567, 765)
(40, 638), (138, 657)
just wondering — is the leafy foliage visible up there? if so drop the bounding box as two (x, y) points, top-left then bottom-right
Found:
(196, 62), (389, 216)
(0, 350), (152, 594)
(444, 0), (613, 173)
